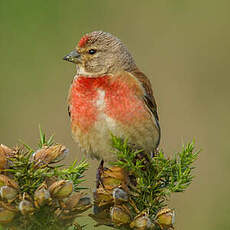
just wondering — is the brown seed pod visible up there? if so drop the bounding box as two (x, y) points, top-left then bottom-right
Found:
(130, 212), (154, 230)
(93, 188), (113, 207)
(64, 193), (82, 210)
(103, 166), (128, 182)
(101, 176), (123, 190)
(99, 166), (130, 192)
(0, 186), (18, 202)
(110, 205), (131, 226)
(63, 194), (92, 215)
(19, 200), (35, 215)
(32, 144), (68, 165)
(155, 208), (175, 230)
(113, 187), (128, 204)
(0, 175), (18, 189)
(0, 145), (13, 154)
(49, 180), (73, 199)
(34, 185), (51, 208)
(0, 145), (11, 170)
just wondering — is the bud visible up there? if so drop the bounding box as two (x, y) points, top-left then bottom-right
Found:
(0, 175), (18, 189)
(0, 186), (18, 201)
(34, 186), (51, 207)
(0, 207), (16, 224)
(110, 205), (131, 226)
(64, 193), (91, 214)
(0, 145), (11, 170)
(113, 187), (128, 203)
(130, 213), (154, 230)
(101, 177), (124, 190)
(103, 166), (128, 182)
(0, 144), (13, 154)
(19, 200), (35, 215)
(93, 188), (113, 207)
(49, 180), (73, 199)
(0, 144), (14, 159)
(64, 193), (82, 210)
(32, 144), (68, 165)
(155, 208), (175, 229)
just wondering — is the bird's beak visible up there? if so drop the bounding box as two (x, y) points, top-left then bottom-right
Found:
(63, 50), (81, 64)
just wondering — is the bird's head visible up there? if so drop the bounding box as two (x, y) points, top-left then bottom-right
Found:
(63, 31), (136, 76)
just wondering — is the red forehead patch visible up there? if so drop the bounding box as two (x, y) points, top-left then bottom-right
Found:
(78, 35), (89, 47)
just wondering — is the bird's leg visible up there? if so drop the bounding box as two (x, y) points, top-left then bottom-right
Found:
(96, 160), (105, 188)
(150, 151), (155, 158)
(151, 148), (159, 158)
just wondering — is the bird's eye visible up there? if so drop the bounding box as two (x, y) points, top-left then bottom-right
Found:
(88, 49), (97, 55)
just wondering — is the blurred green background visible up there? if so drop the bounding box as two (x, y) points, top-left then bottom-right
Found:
(0, 0), (229, 229)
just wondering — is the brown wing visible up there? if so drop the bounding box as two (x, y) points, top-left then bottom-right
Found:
(131, 69), (159, 121)
(130, 69), (161, 148)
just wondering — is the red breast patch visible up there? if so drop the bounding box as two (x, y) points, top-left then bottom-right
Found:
(70, 75), (147, 133)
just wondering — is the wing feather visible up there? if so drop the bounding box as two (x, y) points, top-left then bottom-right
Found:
(130, 69), (161, 146)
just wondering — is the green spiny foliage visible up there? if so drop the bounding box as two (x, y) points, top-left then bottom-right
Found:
(5, 128), (88, 196)
(38, 125), (55, 148)
(0, 129), (90, 230)
(111, 135), (199, 216)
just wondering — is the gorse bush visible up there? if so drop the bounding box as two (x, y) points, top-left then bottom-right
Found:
(90, 135), (199, 229)
(0, 129), (89, 230)
(0, 130), (199, 230)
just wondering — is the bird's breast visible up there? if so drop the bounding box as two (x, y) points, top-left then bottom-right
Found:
(69, 75), (147, 133)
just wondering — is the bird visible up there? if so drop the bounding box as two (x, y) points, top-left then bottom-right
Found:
(63, 31), (160, 163)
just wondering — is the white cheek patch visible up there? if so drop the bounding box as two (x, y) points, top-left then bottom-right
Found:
(96, 90), (105, 110)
